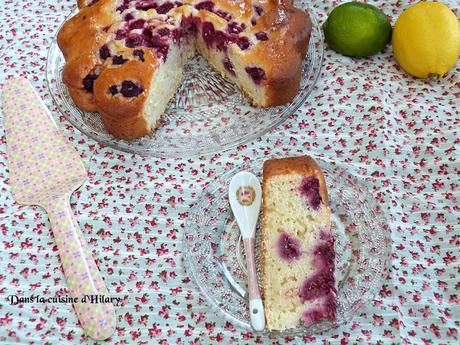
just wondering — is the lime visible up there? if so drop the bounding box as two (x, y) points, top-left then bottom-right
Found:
(323, 2), (392, 57)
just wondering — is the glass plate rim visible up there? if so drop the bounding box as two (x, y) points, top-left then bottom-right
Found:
(182, 155), (391, 335)
(45, 4), (324, 157)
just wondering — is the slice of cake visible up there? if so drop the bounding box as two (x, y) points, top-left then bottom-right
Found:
(57, 0), (312, 140)
(262, 156), (336, 331)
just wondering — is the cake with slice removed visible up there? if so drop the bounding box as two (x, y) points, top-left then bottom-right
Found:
(58, 0), (312, 139)
(262, 156), (336, 331)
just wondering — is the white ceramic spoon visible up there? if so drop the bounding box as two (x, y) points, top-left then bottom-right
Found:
(229, 171), (265, 331)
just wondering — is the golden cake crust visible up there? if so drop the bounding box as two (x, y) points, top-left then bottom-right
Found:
(262, 156), (329, 204)
(94, 49), (159, 139)
(242, 0), (311, 105)
(58, 0), (312, 139)
(58, 0), (118, 112)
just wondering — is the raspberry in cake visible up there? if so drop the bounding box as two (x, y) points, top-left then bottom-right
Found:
(58, 0), (312, 139)
(262, 156), (336, 330)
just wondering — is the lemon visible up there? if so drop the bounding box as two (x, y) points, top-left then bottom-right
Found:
(392, 1), (460, 78)
(323, 2), (392, 57)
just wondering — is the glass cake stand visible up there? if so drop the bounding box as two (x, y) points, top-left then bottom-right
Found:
(46, 2), (324, 157)
(183, 157), (391, 335)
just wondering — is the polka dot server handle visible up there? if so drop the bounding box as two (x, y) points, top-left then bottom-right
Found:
(43, 194), (117, 340)
(2, 77), (116, 340)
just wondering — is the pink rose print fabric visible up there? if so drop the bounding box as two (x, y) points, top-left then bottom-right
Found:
(0, 0), (458, 344)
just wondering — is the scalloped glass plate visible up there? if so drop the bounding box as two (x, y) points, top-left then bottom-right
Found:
(183, 157), (391, 335)
(46, 2), (323, 157)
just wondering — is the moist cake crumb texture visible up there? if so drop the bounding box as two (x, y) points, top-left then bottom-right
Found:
(262, 156), (336, 330)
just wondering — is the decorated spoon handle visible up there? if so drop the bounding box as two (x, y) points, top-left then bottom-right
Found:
(42, 194), (116, 340)
(243, 237), (265, 331)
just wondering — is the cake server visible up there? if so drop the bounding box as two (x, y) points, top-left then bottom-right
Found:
(2, 77), (116, 340)
(229, 171), (265, 331)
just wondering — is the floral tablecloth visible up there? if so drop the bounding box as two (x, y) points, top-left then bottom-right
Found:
(0, 0), (459, 344)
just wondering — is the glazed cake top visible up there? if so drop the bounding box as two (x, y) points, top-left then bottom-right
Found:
(60, 0), (311, 82)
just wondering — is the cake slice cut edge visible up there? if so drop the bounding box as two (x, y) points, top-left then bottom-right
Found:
(261, 156), (337, 331)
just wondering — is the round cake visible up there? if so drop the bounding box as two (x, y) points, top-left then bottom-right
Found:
(58, 0), (312, 139)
